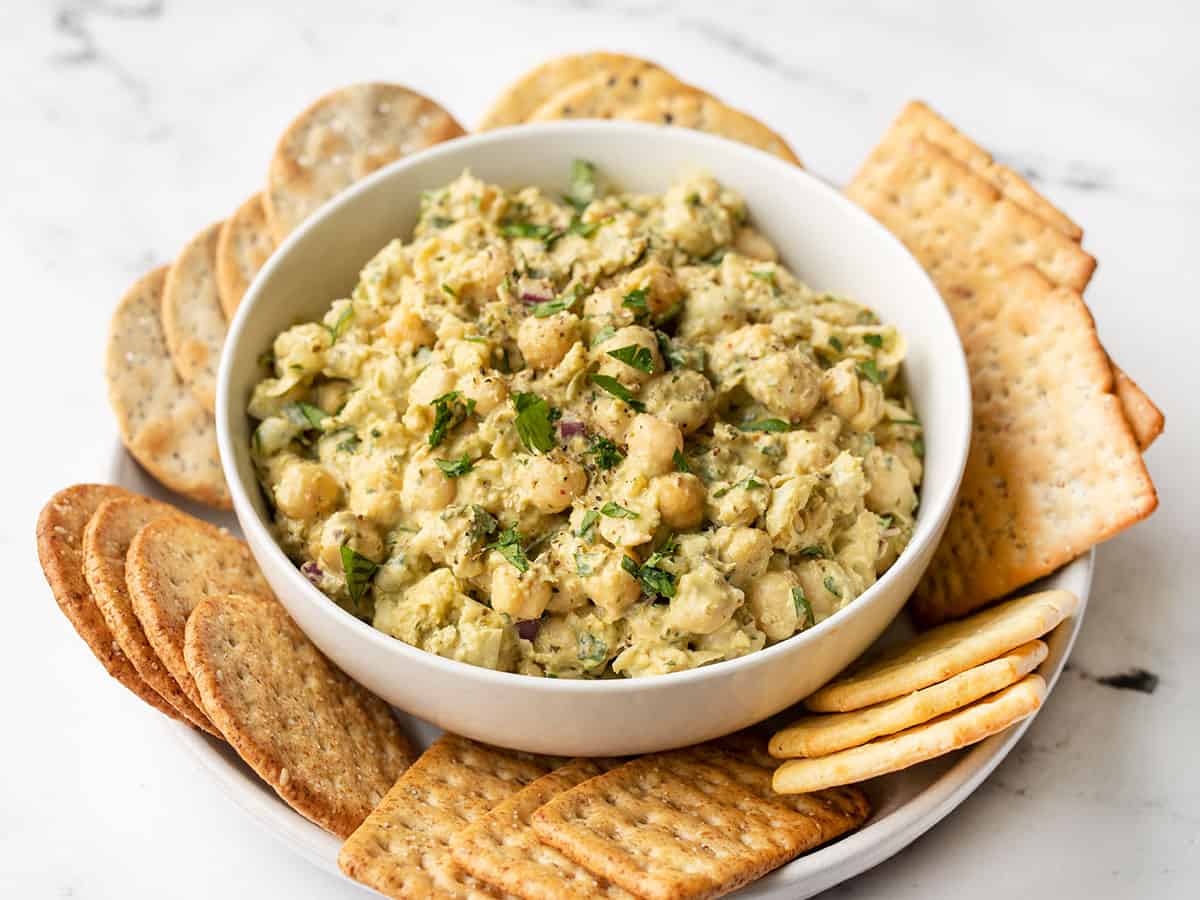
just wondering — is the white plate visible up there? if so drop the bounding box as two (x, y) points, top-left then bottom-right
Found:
(110, 444), (1092, 898)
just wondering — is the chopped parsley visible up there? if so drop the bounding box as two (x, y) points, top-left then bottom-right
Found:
(532, 283), (585, 318)
(857, 359), (885, 385)
(607, 344), (655, 373)
(577, 632), (608, 664)
(797, 545), (828, 559)
(587, 435), (624, 470)
(589, 374), (646, 412)
(879, 514), (895, 530)
(828, 336), (844, 352)
(792, 587), (814, 628)
(655, 330), (688, 370)
(500, 221), (555, 241)
(435, 454), (474, 478)
(622, 287), (649, 319)
(340, 545), (378, 606)
(700, 247), (728, 265)
(911, 436), (925, 458)
(591, 324), (617, 347)
(890, 417), (921, 426)
(577, 509), (600, 540)
(336, 433), (361, 453)
(283, 401), (328, 431)
(324, 306), (354, 344)
(738, 418), (791, 433)
(428, 391), (473, 448)
(574, 551), (597, 577)
(600, 501), (638, 519)
(565, 159), (597, 212)
(429, 215), (453, 229)
(621, 542), (677, 600)
(823, 576), (842, 598)
(490, 527), (530, 573)
(864, 333), (884, 348)
(468, 505), (499, 542)
(441, 283), (457, 298)
(672, 448), (690, 473)
(567, 218), (602, 238)
(712, 476), (766, 499)
(512, 392), (556, 453)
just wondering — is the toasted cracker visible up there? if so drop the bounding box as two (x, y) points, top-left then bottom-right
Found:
(105, 267), (230, 509)
(36, 485), (181, 720)
(527, 70), (801, 165)
(264, 82), (466, 242)
(162, 221), (227, 413)
(450, 759), (635, 900)
(83, 496), (219, 735)
(216, 193), (275, 319)
(775, 674), (1046, 793)
(1112, 364), (1164, 450)
(338, 733), (558, 899)
(772, 640), (1046, 758)
(531, 743), (870, 900)
(125, 514), (272, 716)
(479, 52), (670, 129)
(184, 593), (412, 837)
(806, 590), (1076, 713)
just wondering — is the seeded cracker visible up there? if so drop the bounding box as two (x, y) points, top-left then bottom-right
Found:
(771, 640), (1046, 758)
(126, 514), (272, 715)
(338, 733), (559, 899)
(35, 485), (181, 720)
(805, 590), (1076, 713)
(184, 593), (412, 837)
(215, 192), (275, 318)
(450, 759), (635, 900)
(264, 82), (466, 242)
(162, 220), (227, 414)
(84, 495), (219, 735)
(774, 675), (1047, 794)
(531, 743), (870, 900)
(105, 267), (230, 509)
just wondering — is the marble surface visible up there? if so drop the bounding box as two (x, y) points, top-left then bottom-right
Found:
(4, 0), (1197, 896)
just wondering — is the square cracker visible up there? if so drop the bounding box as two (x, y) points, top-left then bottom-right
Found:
(450, 759), (636, 900)
(338, 734), (559, 899)
(531, 743), (870, 900)
(913, 267), (1157, 621)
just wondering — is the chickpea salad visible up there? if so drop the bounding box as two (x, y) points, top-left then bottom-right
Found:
(248, 161), (924, 678)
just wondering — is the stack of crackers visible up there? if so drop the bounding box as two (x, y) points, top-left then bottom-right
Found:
(769, 590), (1079, 793)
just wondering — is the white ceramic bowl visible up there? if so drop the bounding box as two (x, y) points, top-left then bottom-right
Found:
(217, 122), (970, 756)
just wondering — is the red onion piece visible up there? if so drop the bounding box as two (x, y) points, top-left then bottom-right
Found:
(300, 561), (323, 586)
(516, 619), (541, 641)
(558, 419), (586, 439)
(517, 277), (554, 304)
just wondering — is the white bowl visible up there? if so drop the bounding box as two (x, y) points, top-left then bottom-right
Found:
(216, 122), (970, 757)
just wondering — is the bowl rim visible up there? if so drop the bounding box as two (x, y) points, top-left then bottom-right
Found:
(217, 120), (972, 695)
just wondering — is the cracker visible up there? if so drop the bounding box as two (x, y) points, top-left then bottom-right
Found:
(805, 590), (1076, 713)
(479, 52), (670, 129)
(774, 674), (1046, 793)
(105, 267), (230, 509)
(264, 82), (466, 242)
(879, 101), (1160, 448)
(527, 70), (801, 165)
(126, 514), (272, 715)
(36, 485), (181, 720)
(531, 743), (870, 900)
(450, 759), (636, 900)
(338, 733), (558, 899)
(184, 593), (412, 837)
(215, 192), (275, 319)
(771, 640), (1046, 758)
(162, 221), (227, 413)
(83, 495), (220, 735)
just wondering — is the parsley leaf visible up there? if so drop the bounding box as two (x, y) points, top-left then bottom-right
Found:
(591, 324), (617, 347)
(429, 215), (454, 229)
(879, 514), (895, 530)
(712, 476), (766, 498)
(700, 247), (727, 265)
(501, 221), (555, 240)
(429, 391), (473, 448)
(336, 433), (361, 453)
(567, 218), (601, 238)
(577, 509), (600, 540)
(469, 505), (499, 542)
(864, 333), (883, 348)
(340, 545), (379, 606)
(490, 527), (529, 572)
(607, 344), (655, 373)
(565, 159), (598, 213)
(589, 374), (646, 412)
(512, 392), (556, 453)
(574, 550), (596, 577)
(857, 359), (885, 385)
(587, 435), (624, 470)
(532, 283), (585, 319)
(324, 306), (354, 344)
(911, 436), (925, 458)
(577, 632), (608, 664)
(284, 401), (328, 431)
(441, 283), (457, 298)
(600, 501), (638, 519)
(622, 287), (649, 319)
(621, 547), (677, 600)
(435, 454), (474, 478)
(792, 586), (814, 628)
(672, 448), (690, 473)
(797, 545), (828, 559)
(823, 576), (842, 598)
(828, 335), (844, 352)
(890, 417), (921, 426)
(738, 418), (791, 433)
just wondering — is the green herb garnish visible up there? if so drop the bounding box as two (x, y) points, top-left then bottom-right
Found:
(591, 324), (617, 347)
(828, 336), (844, 352)
(567, 218), (601, 238)
(621, 544), (677, 600)
(792, 586), (814, 628)
(501, 221), (555, 240)
(600, 501), (639, 519)
(587, 435), (624, 470)
(823, 576), (842, 598)
(574, 551), (596, 577)
(607, 344), (654, 373)
(622, 287), (649, 319)
(798, 545), (828, 559)
(429, 391), (473, 448)
(700, 247), (728, 266)
(577, 509), (600, 540)
(589, 374), (645, 412)
(738, 418), (791, 433)
(712, 477), (766, 499)
(429, 215), (453, 229)
(469, 505), (499, 542)
(336, 433), (361, 453)
(857, 360), (885, 385)
(512, 392), (556, 453)
(441, 283), (457, 298)
(283, 401), (328, 431)
(324, 306), (354, 344)
(864, 333), (883, 348)
(577, 632), (608, 664)
(565, 159), (597, 212)
(672, 449), (690, 473)
(912, 437), (925, 458)
(340, 545), (379, 606)
(879, 514), (894, 530)
(490, 527), (529, 573)
(435, 454), (474, 478)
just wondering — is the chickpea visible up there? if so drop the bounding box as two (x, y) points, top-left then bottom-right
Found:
(589, 394), (637, 443)
(713, 526), (773, 589)
(408, 363), (456, 407)
(678, 282), (743, 342)
(642, 370), (715, 435)
(522, 454), (588, 514)
(795, 559), (851, 622)
(624, 414), (683, 477)
(622, 261), (681, 318)
(461, 372), (508, 415)
(821, 360), (884, 432)
(595, 325), (661, 385)
(732, 226), (779, 262)
(317, 511), (384, 572)
(584, 553), (641, 621)
(517, 311), (580, 370)
(744, 350), (822, 420)
(666, 562), (741, 634)
(458, 244), (512, 303)
(746, 570), (803, 642)
(583, 287), (629, 323)
(383, 307), (436, 349)
(314, 380), (352, 415)
(274, 459), (340, 519)
(401, 453), (457, 512)
(655, 473), (706, 529)
(863, 446), (917, 518)
(273, 323), (329, 377)
(490, 564), (552, 620)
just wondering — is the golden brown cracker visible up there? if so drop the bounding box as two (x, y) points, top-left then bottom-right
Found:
(531, 743), (870, 900)
(83, 495), (219, 735)
(806, 590), (1076, 713)
(184, 593), (412, 837)
(126, 514), (272, 716)
(105, 267), (230, 509)
(771, 640), (1046, 758)
(162, 221), (227, 414)
(338, 733), (558, 899)
(265, 82), (466, 242)
(36, 485), (181, 720)
(1112, 364), (1164, 450)
(216, 193), (275, 319)
(774, 674), (1046, 794)
(622, 91), (801, 165)
(450, 759), (635, 900)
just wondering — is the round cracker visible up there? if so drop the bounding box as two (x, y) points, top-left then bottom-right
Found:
(36, 484), (181, 721)
(215, 193), (275, 319)
(770, 640), (1047, 759)
(527, 69), (802, 165)
(105, 267), (231, 509)
(478, 51), (674, 129)
(264, 82), (466, 242)
(125, 514), (272, 717)
(805, 590), (1078, 713)
(773, 674), (1047, 794)
(185, 593), (413, 837)
(83, 496), (220, 736)
(162, 220), (227, 414)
